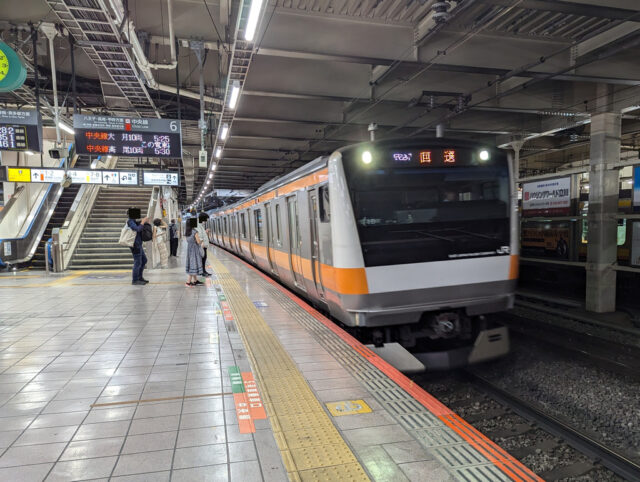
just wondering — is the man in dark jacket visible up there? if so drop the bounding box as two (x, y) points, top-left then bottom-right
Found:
(127, 208), (149, 285)
(169, 219), (179, 257)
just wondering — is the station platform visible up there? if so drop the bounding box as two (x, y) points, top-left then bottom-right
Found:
(0, 248), (540, 482)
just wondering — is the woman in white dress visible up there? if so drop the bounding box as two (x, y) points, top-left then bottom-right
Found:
(153, 218), (170, 269)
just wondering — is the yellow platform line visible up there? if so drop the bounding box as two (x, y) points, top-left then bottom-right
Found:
(209, 256), (370, 482)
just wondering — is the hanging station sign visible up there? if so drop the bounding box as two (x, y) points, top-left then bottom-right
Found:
(142, 171), (179, 186)
(522, 177), (572, 217)
(0, 109), (42, 152)
(1, 167), (170, 187)
(73, 115), (182, 158)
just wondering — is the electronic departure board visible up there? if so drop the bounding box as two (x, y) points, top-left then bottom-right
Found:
(0, 110), (41, 152)
(73, 115), (182, 158)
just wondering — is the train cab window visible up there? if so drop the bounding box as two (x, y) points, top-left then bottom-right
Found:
(275, 204), (282, 244)
(240, 213), (247, 238)
(254, 209), (264, 242)
(319, 185), (330, 223)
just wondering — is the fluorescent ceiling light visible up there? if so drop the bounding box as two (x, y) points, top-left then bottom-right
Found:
(220, 123), (229, 140)
(58, 122), (74, 135)
(215, 147), (222, 158)
(24, 150), (34, 156)
(211, 163), (217, 171)
(209, 172), (213, 179)
(228, 81), (240, 109)
(244, 0), (264, 41)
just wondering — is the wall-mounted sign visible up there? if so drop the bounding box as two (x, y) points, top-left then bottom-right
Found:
(118, 171), (139, 185)
(73, 115), (182, 158)
(7, 167), (31, 182)
(31, 169), (65, 183)
(0, 110), (41, 152)
(0, 42), (27, 93)
(522, 177), (571, 217)
(68, 170), (103, 184)
(143, 171), (179, 186)
(101, 170), (120, 185)
(633, 167), (640, 209)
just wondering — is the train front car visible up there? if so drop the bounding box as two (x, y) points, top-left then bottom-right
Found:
(328, 138), (518, 369)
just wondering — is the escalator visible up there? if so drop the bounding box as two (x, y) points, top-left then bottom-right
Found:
(29, 155), (90, 270)
(31, 184), (81, 269)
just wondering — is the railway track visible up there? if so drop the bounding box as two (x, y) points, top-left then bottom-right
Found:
(417, 370), (638, 481)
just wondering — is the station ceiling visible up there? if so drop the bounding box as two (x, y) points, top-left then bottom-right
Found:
(2, 0), (640, 203)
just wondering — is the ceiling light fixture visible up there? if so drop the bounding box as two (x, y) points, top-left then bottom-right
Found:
(228, 81), (240, 109)
(220, 123), (229, 140)
(215, 147), (222, 158)
(244, 0), (264, 41)
(58, 122), (74, 135)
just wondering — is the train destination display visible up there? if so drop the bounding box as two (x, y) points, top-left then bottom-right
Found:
(73, 115), (182, 158)
(0, 110), (41, 152)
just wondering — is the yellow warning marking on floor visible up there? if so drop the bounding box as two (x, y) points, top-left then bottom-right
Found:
(209, 256), (370, 481)
(326, 400), (372, 417)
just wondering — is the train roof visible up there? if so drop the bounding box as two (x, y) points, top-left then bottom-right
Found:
(209, 155), (328, 215)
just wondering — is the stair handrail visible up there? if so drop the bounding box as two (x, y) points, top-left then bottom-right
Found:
(0, 147), (76, 266)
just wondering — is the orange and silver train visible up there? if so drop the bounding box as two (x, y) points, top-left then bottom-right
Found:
(208, 138), (519, 369)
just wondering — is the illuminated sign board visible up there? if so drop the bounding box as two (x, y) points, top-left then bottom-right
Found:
(522, 177), (571, 217)
(31, 169), (65, 183)
(68, 170), (103, 184)
(0, 110), (41, 152)
(388, 148), (477, 166)
(143, 171), (179, 186)
(7, 167), (30, 182)
(73, 115), (182, 158)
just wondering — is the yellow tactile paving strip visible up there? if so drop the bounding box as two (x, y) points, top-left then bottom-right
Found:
(209, 256), (370, 482)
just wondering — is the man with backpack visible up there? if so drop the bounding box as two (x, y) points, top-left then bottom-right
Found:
(125, 208), (150, 285)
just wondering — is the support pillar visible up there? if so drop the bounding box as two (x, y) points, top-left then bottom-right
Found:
(585, 112), (620, 312)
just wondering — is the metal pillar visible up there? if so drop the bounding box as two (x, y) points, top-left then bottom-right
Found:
(585, 112), (620, 313)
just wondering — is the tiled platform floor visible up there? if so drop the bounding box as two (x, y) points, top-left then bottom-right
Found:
(0, 248), (537, 482)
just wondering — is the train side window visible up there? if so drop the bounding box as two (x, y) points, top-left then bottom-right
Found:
(319, 185), (330, 223)
(254, 209), (264, 241)
(240, 213), (247, 238)
(275, 204), (282, 243)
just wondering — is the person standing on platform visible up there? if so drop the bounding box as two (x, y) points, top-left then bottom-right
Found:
(169, 219), (179, 257)
(153, 218), (170, 269)
(127, 208), (149, 286)
(196, 213), (211, 277)
(185, 218), (203, 286)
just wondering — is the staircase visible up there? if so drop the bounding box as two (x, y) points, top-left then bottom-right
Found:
(69, 187), (152, 270)
(31, 184), (81, 269)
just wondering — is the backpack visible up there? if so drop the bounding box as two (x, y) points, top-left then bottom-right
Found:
(118, 223), (137, 247)
(141, 222), (153, 242)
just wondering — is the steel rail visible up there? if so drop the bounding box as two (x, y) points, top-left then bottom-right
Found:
(466, 370), (640, 482)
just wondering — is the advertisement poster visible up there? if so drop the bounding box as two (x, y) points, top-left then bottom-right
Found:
(631, 222), (640, 267)
(522, 176), (571, 216)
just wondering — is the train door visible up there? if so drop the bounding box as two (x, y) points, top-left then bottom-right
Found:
(264, 202), (277, 274)
(309, 191), (325, 299)
(248, 209), (257, 264)
(287, 195), (305, 289)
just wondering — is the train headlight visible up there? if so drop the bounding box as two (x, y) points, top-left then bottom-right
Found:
(362, 150), (372, 164)
(479, 149), (490, 161)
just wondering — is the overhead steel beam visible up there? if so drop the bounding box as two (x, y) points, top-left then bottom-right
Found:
(242, 89), (591, 116)
(479, 0), (640, 22)
(255, 48), (640, 86)
(234, 115), (510, 134)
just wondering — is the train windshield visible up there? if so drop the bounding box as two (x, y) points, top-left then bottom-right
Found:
(342, 147), (510, 266)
